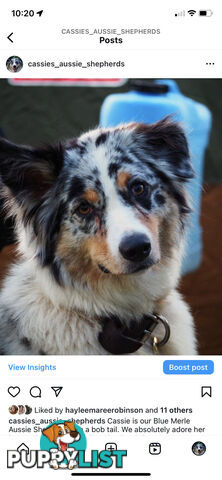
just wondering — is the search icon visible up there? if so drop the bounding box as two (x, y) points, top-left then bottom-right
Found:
(29, 386), (41, 398)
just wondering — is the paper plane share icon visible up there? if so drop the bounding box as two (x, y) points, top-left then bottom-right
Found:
(51, 386), (63, 397)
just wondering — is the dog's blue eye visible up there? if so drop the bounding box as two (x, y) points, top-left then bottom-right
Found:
(131, 183), (145, 196)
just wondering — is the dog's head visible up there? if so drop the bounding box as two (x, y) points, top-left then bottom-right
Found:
(42, 422), (80, 451)
(6, 56), (22, 73)
(0, 118), (194, 285)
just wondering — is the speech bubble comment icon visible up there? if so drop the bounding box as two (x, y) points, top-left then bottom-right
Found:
(29, 386), (41, 398)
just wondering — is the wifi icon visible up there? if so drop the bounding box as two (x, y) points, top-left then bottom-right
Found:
(188, 9), (196, 16)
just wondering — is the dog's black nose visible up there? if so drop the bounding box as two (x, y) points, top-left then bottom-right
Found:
(119, 234), (151, 262)
(70, 430), (79, 438)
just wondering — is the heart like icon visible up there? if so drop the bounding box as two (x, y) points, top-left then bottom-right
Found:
(8, 386), (21, 398)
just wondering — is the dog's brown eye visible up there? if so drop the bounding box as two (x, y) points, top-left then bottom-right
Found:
(58, 430), (63, 435)
(131, 183), (145, 196)
(77, 203), (93, 216)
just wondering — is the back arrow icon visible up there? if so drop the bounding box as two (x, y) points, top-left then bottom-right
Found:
(7, 33), (13, 43)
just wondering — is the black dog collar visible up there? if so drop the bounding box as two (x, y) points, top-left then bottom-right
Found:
(98, 313), (170, 355)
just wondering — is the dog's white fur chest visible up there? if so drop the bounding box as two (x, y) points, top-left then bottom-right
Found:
(0, 253), (197, 356)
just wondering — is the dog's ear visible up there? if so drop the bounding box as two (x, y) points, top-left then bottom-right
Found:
(64, 421), (75, 432)
(42, 424), (59, 443)
(0, 137), (64, 202)
(133, 117), (194, 181)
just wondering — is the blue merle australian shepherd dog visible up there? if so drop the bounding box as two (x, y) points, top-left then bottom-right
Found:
(0, 118), (197, 355)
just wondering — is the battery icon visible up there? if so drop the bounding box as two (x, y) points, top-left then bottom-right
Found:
(199, 10), (213, 16)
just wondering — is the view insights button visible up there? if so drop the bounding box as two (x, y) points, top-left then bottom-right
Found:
(163, 360), (214, 375)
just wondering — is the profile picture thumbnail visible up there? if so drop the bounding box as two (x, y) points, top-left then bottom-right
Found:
(9, 405), (18, 415)
(192, 441), (206, 456)
(8, 404), (32, 415)
(6, 56), (23, 73)
(18, 405), (25, 414)
(25, 405), (32, 414)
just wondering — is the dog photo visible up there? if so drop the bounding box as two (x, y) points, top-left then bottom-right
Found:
(6, 57), (23, 74)
(0, 78), (221, 356)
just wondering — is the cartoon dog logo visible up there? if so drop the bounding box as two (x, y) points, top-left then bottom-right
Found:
(42, 421), (80, 469)
(6, 56), (23, 73)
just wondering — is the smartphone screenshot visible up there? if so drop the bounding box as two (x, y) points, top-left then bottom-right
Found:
(0, 1), (221, 478)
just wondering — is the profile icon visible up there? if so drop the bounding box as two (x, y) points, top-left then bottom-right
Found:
(6, 56), (23, 73)
(25, 405), (32, 415)
(192, 441), (206, 456)
(18, 405), (25, 414)
(9, 405), (18, 415)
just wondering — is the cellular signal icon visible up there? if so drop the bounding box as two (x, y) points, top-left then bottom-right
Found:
(175, 10), (185, 17)
(188, 9), (196, 16)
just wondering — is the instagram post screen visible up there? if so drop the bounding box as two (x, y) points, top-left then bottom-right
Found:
(0, 1), (221, 479)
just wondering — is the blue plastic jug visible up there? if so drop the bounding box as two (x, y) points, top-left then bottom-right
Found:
(100, 79), (212, 275)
